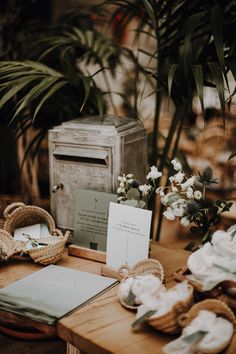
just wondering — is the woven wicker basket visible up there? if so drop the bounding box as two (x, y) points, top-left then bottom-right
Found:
(118, 259), (165, 310)
(147, 284), (194, 334)
(0, 229), (25, 261)
(1, 203), (70, 265)
(4, 202), (60, 236)
(173, 266), (236, 311)
(178, 299), (236, 354)
(119, 259), (164, 282)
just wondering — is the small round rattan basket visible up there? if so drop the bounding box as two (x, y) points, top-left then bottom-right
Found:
(1, 203), (70, 265)
(147, 284), (194, 334)
(118, 258), (165, 310)
(0, 229), (25, 261)
(178, 299), (236, 354)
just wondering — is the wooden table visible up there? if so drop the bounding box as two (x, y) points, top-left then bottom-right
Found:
(0, 242), (189, 354)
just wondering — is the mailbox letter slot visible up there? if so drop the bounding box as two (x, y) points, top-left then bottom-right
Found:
(53, 147), (109, 167)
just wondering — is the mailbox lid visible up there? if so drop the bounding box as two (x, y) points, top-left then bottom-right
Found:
(53, 115), (139, 134)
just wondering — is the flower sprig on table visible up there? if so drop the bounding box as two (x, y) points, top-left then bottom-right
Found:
(117, 166), (162, 209)
(117, 161), (232, 244)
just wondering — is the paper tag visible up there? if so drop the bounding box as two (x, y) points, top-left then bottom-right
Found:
(14, 223), (51, 241)
(106, 202), (152, 268)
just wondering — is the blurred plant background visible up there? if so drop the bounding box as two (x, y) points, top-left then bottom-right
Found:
(0, 0), (236, 242)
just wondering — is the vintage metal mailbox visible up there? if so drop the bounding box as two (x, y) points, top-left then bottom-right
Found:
(48, 115), (148, 230)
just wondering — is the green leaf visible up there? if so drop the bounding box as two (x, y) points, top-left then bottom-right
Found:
(182, 330), (208, 344)
(0, 79), (34, 109)
(131, 310), (156, 329)
(168, 65), (179, 97)
(143, 0), (157, 32)
(125, 288), (136, 306)
(183, 12), (206, 69)
(80, 76), (92, 112)
(228, 150), (236, 160)
(95, 89), (104, 116)
(32, 80), (67, 122)
(127, 188), (140, 201)
(10, 78), (59, 122)
(211, 5), (224, 72)
(211, 5), (229, 91)
(207, 62), (225, 114)
(191, 65), (204, 114)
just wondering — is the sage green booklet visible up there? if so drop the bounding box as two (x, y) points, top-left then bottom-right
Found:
(0, 265), (118, 325)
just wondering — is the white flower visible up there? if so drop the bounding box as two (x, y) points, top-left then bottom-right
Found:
(127, 178), (134, 184)
(139, 184), (152, 196)
(172, 199), (186, 207)
(126, 173), (133, 179)
(180, 216), (190, 227)
(186, 187), (194, 199)
(170, 171), (185, 184)
(117, 196), (124, 201)
(156, 187), (165, 197)
(163, 207), (176, 220)
(194, 190), (202, 200)
(171, 159), (182, 171)
(117, 187), (125, 194)
(119, 181), (125, 188)
(181, 176), (195, 190)
(147, 166), (162, 180)
(173, 206), (184, 217)
(161, 195), (169, 206)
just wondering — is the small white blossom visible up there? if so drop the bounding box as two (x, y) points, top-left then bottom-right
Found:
(172, 199), (186, 207)
(161, 195), (169, 206)
(171, 159), (182, 171)
(119, 181), (125, 188)
(126, 173), (133, 179)
(180, 216), (190, 227)
(186, 187), (194, 199)
(194, 190), (202, 200)
(127, 178), (134, 184)
(174, 171), (185, 183)
(170, 171), (185, 184)
(173, 206), (184, 217)
(160, 190), (165, 197)
(181, 176), (195, 190)
(117, 176), (123, 181)
(117, 196), (125, 201)
(147, 166), (162, 180)
(163, 207), (176, 220)
(139, 184), (152, 196)
(156, 187), (165, 197)
(117, 187), (125, 194)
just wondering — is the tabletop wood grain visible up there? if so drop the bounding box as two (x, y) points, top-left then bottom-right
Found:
(0, 242), (190, 353)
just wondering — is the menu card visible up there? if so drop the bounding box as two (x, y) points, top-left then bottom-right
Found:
(106, 202), (152, 268)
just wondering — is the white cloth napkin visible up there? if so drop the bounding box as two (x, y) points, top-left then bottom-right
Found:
(163, 310), (234, 354)
(187, 225), (236, 290)
(136, 281), (191, 319)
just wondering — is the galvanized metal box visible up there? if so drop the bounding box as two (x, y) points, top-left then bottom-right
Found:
(48, 115), (148, 230)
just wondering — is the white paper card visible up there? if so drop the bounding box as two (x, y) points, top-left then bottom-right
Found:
(106, 202), (152, 268)
(14, 223), (51, 241)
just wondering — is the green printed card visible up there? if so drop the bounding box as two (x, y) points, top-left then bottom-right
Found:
(73, 189), (117, 251)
